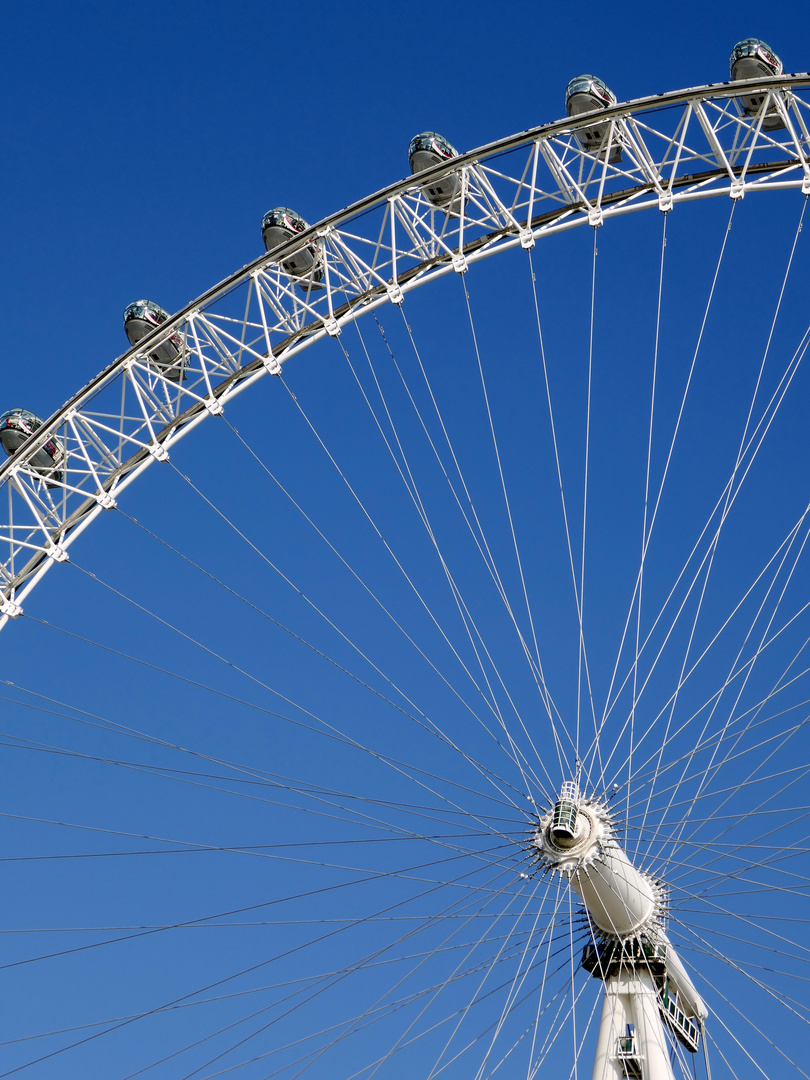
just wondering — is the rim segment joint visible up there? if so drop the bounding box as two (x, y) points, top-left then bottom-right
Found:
(147, 442), (170, 463)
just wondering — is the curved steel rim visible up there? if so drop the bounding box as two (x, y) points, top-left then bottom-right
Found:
(13, 72), (810, 453)
(2, 73), (810, 620)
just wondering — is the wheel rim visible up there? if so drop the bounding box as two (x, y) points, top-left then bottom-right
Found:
(4, 79), (810, 1079)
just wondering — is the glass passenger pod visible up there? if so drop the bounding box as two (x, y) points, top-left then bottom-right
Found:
(729, 38), (784, 129)
(0, 408), (65, 481)
(261, 207), (323, 291)
(564, 75), (623, 162)
(123, 300), (186, 381)
(408, 132), (465, 212)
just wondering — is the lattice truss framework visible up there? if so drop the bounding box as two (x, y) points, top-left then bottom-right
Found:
(3, 77), (810, 625)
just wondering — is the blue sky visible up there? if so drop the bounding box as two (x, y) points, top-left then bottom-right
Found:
(3, 2), (810, 1078)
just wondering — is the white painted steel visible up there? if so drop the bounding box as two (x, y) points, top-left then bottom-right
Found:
(659, 931), (708, 1022)
(591, 973), (675, 1080)
(572, 845), (657, 938)
(634, 971), (676, 1080)
(591, 985), (627, 1080)
(537, 795), (706, 1072)
(2, 75), (810, 627)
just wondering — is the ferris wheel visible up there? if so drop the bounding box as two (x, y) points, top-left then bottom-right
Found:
(2, 38), (810, 1080)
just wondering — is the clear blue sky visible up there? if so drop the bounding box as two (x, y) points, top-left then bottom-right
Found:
(2, 2), (810, 1078)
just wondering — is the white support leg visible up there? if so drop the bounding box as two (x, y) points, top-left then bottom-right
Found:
(634, 970), (675, 1080)
(592, 978), (627, 1080)
(591, 972), (675, 1080)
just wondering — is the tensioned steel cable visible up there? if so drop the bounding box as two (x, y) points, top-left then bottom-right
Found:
(526, 245), (586, 783)
(589, 199), (739, 794)
(593, 311), (810, 804)
(273, 367), (541, 796)
(575, 227), (600, 782)
(47, 562), (519, 842)
(213, 417), (533, 808)
(121, 862), (538, 1080)
(0, 857), (526, 1078)
(1, 677), (522, 822)
(620, 507), (810, 788)
(350, 310), (557, 799)
(643, 503), (810, 863)
(460, 273), (580, 789)
(332, 327), (548, 802)
(638, 199), (810, 858)
(629, 211), (669, 845)
(390, 307), (560, 731)
(115, 498), (531, 812)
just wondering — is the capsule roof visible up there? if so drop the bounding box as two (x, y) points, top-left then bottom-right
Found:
(408, 132), (458, 166)
(729, 38), (783, 77)
(124, 300), (171, 328)
(565, 74), (617, 111)
(261, 207), (310, 235)
(0, 408), (44, 431)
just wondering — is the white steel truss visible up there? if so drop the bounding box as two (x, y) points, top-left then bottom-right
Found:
(2, 75), (810, 627)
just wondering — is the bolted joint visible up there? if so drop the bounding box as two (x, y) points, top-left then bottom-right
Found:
(148, 442), (170, 462)
(1, 597), (22, 618)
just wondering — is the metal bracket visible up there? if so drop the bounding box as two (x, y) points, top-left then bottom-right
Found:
(588, 207), (603, 228)
(519, 228), (535, 250)
(96, 492), (116, 509)
(323, 318), (340, 337)
(803, 175), (810, 196)
(387, 283), (404, 305)
(452, 253), (468, 274)
(658, 190), (673, 213)
(205, 398), (224, 416)
(1, 597), (22, 618)
(46, 544), (69, 564)
(262, 355), (282, 376)
(148, 442), (170, 462)
(730, 179), (745, 200)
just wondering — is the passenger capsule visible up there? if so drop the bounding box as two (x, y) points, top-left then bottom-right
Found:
(261, 207), (323, 290)
(730, 38), (784, 129)
(0, 408), (64, 481)
(565, 75), (622, 162)
(123, 300), (186, 381)
(408, 132), (464, 212)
